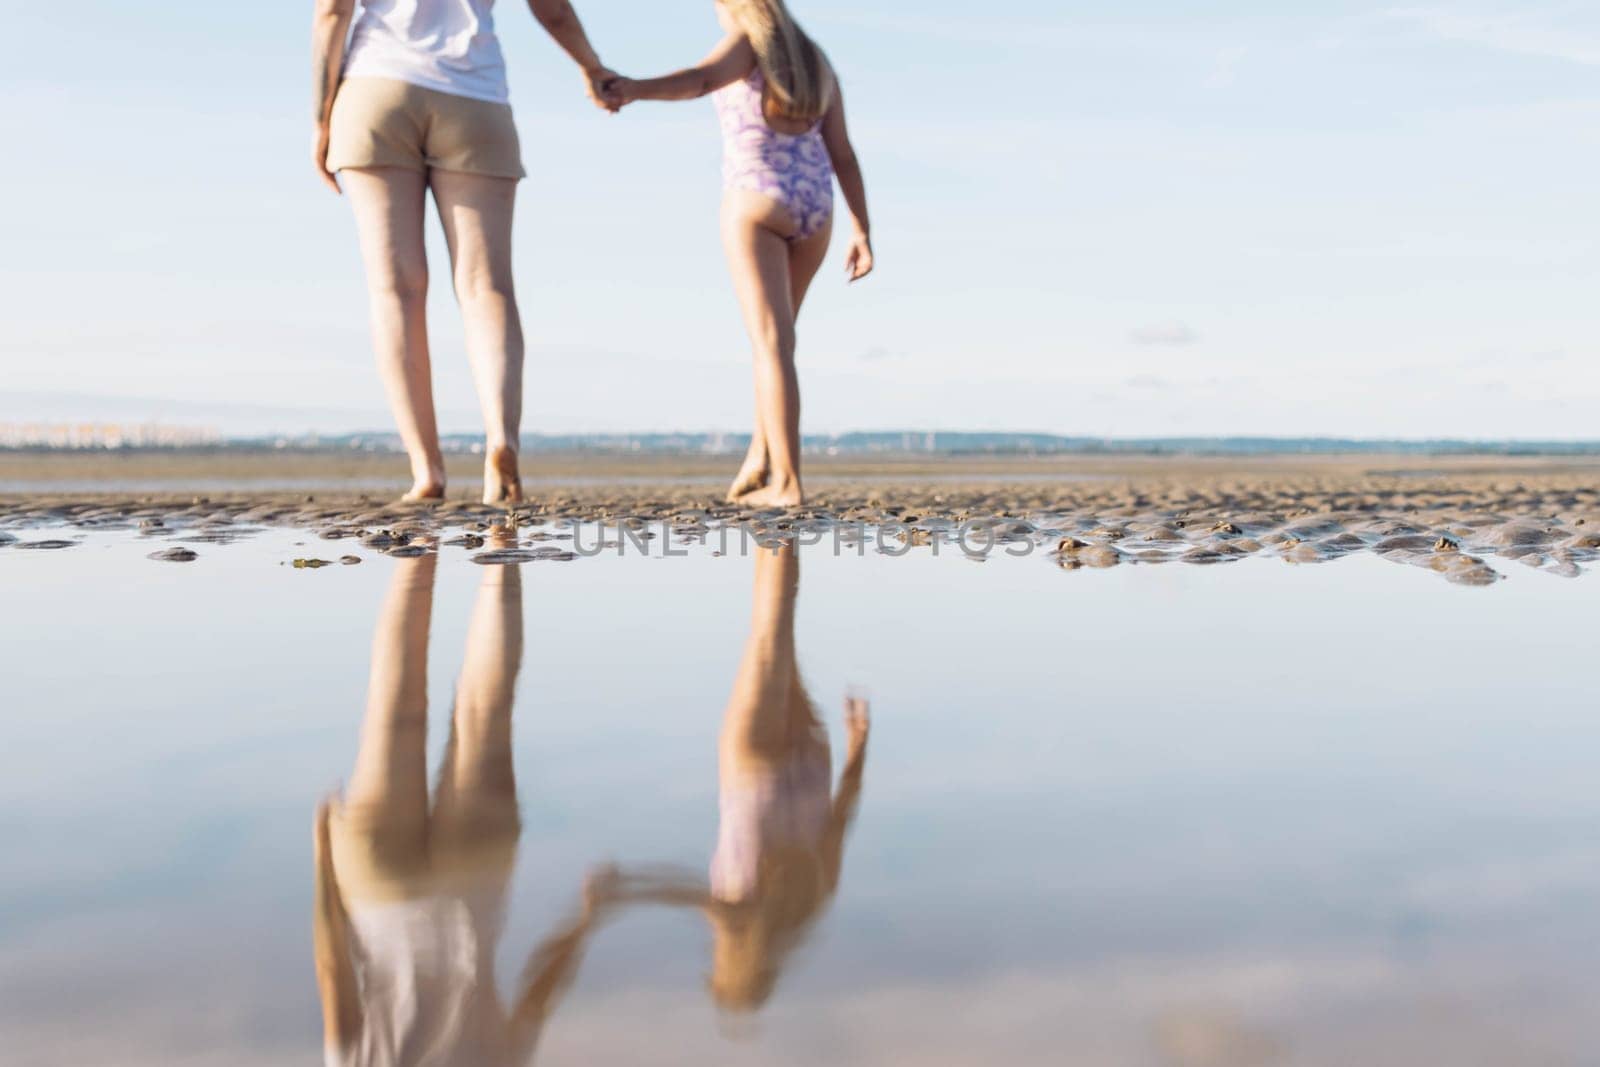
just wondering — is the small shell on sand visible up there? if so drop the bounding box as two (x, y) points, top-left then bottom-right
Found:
(147, 547), (198, 562)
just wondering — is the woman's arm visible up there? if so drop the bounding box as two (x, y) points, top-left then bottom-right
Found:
(819, 84), (874, 281)
(526, 0), (616, 109)
(612, 34), (756, 104)
(311, 0), (357, 193)
(507, 910), (599, 1056)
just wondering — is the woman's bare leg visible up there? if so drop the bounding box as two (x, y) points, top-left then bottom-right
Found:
(345, 555), (437, 823)
(343, 168), (445, 501)
(725, 218), (833, 503)
(431, 170), (525, 505)
(433, 563), (524, 841)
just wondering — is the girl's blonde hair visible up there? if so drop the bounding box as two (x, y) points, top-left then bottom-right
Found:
(708, 843), (829, 1012)
(719, 0), (832, 122)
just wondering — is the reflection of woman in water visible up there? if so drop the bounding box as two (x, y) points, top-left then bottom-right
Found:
(594, 544), (869, 1012)
(313, 556), (602, 1066)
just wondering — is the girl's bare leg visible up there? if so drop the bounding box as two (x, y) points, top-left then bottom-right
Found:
(720, 544), (808, 774)
(725, 214), (832, 503)
(720, 192), (829, 508)
(343, 168), (446, 501)
(431, 170), (525, 505)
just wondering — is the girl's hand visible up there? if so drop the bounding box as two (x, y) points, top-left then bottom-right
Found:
(614, 78), (639, 107)
(845, 229), (874, 282)
(313, 123), (340, 194)
(583, 863), (622, 915)
(845, 693), (871, 752)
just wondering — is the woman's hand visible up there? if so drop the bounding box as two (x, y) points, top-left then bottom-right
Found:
(844, 227), (874, 282)
(584, 65), (623, 113)
(313, 123), (340, 194)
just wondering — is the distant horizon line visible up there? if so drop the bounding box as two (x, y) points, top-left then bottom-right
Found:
(9, 428), (1600, 458)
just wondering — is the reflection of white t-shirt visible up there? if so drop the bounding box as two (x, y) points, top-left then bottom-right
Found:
(328, 887), (513, 1067)
(344, 0), (510, 104)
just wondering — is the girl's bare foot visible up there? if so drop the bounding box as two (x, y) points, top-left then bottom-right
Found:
(484, 444), (524, 505)
(735, 482), (803, 508)
(726, 463), (768, 503)
(725, 438), (770, 503)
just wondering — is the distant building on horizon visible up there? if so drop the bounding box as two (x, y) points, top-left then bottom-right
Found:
(0, 422), (221, 450)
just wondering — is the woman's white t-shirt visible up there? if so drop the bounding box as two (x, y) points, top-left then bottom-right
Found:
(343, 0), (510, 104)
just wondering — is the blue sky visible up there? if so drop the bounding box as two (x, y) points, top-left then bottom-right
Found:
(1, 2), (1596, 437)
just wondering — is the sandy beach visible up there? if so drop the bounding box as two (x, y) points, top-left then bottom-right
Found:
(4, 451), (1598, 584)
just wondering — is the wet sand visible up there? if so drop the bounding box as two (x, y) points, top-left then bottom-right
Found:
(3, 452), (1599, 584)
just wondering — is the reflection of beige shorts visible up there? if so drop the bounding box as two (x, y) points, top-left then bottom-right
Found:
(328, 799), (521, 904)
(327, 76), (525, 180)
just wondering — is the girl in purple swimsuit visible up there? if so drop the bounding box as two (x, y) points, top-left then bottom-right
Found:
(608, 0), (875, 507)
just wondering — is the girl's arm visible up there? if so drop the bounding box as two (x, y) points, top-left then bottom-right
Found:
(310, 0), (357, 193)
(526, 0), (617, 109)
(613, 34), (757, 104)
(819, 84), (874, 281)
(820, 698), (869, 889)
(586, 864), (739, 918)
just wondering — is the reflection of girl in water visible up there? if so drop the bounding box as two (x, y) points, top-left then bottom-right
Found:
(313, 557), (603, 1066)
(594, 544), (869, 1012)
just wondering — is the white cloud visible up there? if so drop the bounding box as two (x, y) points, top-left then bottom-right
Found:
(1382, 6), (1600, 65)
(1130, 322), (1202, 347)
(1204, 45), (1252, 88)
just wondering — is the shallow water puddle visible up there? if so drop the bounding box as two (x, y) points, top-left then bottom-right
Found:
(2, 531), (1597, 1065)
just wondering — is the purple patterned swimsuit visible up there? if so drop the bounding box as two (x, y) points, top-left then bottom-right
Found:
(713, 69), (835, 240)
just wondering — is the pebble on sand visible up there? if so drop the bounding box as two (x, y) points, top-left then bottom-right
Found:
(147, 547), (198, 562)
(471, 549), (540, 565)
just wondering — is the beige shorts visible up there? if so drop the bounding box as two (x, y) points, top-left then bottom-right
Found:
(326, 76), (525, 180)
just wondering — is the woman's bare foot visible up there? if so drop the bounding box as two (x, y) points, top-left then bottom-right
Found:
(401, 463), (446, 503)
(484, 444), (524, 505)
(400, 483), (446, 503)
